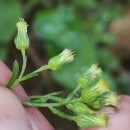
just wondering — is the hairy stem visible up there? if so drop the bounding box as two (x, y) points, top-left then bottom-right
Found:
(23, 98), (82, 107)
(66, 85), (81, 101)
(18, 49), (27, 79)
(19, 65), (49, 82)
(49, 107), (76, 121)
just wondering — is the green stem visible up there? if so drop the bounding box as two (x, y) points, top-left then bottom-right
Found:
(23, 101), (65, 107)
(66, 85), (81, 101)
(18, 49), (27, 79)
(19, 65), (49, 82)
(49, 107), (76, 121)
(10, 57), (49, 87)
(23, 98), (81, 107)
(31, 65), (49, 74)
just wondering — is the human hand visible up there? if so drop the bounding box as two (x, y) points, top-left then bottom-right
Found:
(80, 95), (130, 130)
(0, 60), (54, 130)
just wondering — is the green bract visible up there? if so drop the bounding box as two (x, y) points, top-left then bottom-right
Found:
(66, 102), (95, 114)
(14, 18), (29, 50)
(75, 114), (108, 128)
(91, 91), (120, 109)
(48, 49), (74, 70)
(78, 64), (102, 87)
(81, 79), (110, 103)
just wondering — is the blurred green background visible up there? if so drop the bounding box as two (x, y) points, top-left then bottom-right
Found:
(1, 0), (130, 129)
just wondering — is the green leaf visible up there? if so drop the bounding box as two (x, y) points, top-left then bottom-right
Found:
(0, 44), (8, 61)
(73, 0), (98, 8)
(97, 48), (119, 71)
(101, 72), (118, 92)
(7, 60), (19, 88)
(0, 0), (22, 42)
(33, 5), (82, 50)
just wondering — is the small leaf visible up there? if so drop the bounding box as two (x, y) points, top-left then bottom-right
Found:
(7, 60), (19, 88)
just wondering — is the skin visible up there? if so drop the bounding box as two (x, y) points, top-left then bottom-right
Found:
(0, 60), (130, 130)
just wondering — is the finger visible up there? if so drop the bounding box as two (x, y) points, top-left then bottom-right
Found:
(0, 86), (32, 130)
(0, 60), (54, 130)
(81, 95), (130, 130)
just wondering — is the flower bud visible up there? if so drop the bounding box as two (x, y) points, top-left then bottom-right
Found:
(78, 64), (102, 87)
(103, 92), (120, 107)
(81, 79), (110, 103)
(90, 92), (120, 109)
(66, 102), (94, 114)
(48, 49), (74, 70)
(75, 113), (108, 128)
(14, 18), (29, 50)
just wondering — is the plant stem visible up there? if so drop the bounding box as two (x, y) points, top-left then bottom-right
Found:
(23, 98), (82, 107)
(18, 49), (27, 79)
(19, 65), (49, 82)
(66, 85), (81, 101)
(49, 107), (76, 121)
(10, 53), (49, 87)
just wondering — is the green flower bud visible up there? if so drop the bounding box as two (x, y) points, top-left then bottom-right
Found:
(81, 79), (110, 103)
(66, 102), (95, 114)
(15, 18), (29, 50)
(48, 49), (74, 70)
(90, 92), (120, 109)
(103, 91), (120, 107)
(78, 64), (102, 87)
(75, 113), (108, 128)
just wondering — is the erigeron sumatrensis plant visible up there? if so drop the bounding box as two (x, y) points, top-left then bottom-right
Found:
(7, 18), (120, 128)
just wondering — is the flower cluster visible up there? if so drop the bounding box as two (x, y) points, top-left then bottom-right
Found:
(63, 65), (119, 127)
(8, 19), (120, 129)
(23, 64), (120, 128)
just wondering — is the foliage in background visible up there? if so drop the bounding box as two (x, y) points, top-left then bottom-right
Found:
(0, 0), (22, 60)
(1, 0), (130, 94)
(33, 1), (122, 91)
